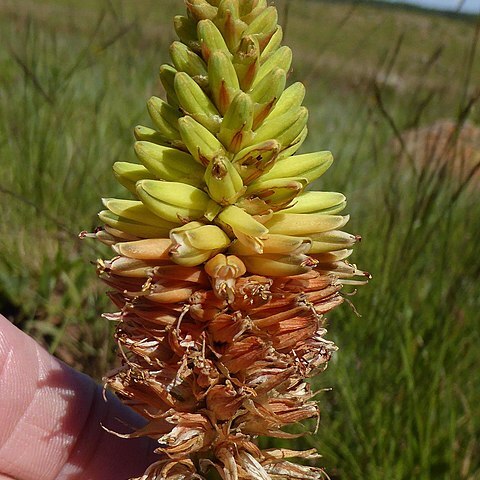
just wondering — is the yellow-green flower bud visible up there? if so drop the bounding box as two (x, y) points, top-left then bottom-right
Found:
(173, 15), (200, 52)
(233, 35), (260, 90)
(232, 139), (280, 184)
(243, 5), (278, 50)
(205, 156), (246, 205)
(197, 19), (231, 61)
(216, 0), (246, 51)
(185, 0), (218, 22)
(146, 96), (181, 142)
(133, 141), (205, 188)
(174, 72), (221, 133)
(170, 222), (232, 266)
(218, 91), (254, 152)
(178, 116), (226, 166)
(136, 180), (210, 223)
(208, 51), (240, 115)
(170, 41), (208, 80)
(158, 64), (180, 108)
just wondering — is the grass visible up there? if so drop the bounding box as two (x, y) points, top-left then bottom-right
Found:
(1, 0), (479, 477)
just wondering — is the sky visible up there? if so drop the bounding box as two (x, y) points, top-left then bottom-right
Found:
(385, 0), (480, 13)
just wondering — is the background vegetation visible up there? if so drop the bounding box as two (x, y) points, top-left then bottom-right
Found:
(1, 0), (479, 478)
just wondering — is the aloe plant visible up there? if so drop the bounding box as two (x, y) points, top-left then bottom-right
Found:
(83, 1), (368, 478)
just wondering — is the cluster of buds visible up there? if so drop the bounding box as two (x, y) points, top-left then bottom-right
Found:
(83, 1), (369, 479)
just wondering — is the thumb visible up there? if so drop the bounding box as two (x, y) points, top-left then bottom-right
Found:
(0, 314), (156, 480)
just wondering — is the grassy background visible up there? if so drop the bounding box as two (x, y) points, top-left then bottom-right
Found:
(1, 0), (479, 478)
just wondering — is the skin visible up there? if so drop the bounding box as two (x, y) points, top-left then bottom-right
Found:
(0, 314), (157, 480)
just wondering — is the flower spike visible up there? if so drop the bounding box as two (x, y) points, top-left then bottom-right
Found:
(83, 1), (368, 479)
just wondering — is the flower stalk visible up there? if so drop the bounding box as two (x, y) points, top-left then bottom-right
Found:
(83, 1), (369, 478)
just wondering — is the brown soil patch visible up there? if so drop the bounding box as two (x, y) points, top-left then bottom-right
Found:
(394, 119), (480, 188)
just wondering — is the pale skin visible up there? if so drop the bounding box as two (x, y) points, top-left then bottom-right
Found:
(0, 314), (157, 480)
